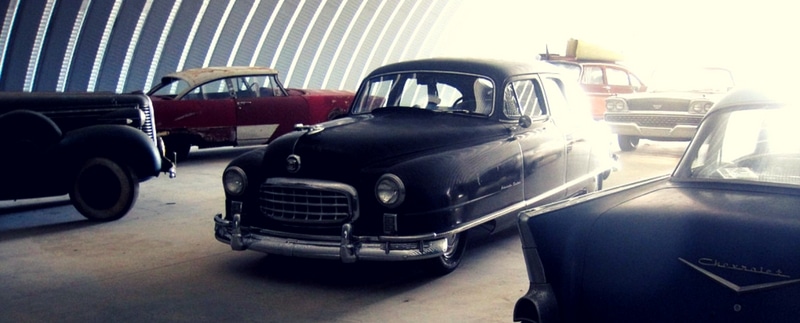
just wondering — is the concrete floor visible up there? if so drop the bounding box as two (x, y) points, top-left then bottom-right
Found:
(0, 140), (686, 323)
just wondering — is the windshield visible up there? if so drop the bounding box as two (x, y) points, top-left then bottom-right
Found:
(649, 67), (734, 93)
(351, 72), (494, 116)
(149, 78), (191, 98)
(676, 105), (800, 187)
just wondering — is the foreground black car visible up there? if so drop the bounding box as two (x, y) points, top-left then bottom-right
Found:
(214, 58), (616, 274)
(514, 87), (800, 322)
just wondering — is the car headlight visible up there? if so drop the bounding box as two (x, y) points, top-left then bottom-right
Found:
(690, 100), (714, 114)
(223, 166), (247, 196)
(375, 174), (405, 208)
(605, 99), (626, 112)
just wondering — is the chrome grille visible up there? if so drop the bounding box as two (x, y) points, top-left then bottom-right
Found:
(259, 180), (356, 224)
(627, 98), (689, 112)
(605, 114), (702, 128)
(139, 99), (157, 143)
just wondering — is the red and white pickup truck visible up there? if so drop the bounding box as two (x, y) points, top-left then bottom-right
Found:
(147, 66), (354, 161)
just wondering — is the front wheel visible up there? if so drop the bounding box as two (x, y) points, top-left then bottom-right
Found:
(618, 135), (640, 152)
(423, 231), (469, 275)
(70, 157), (138, 221)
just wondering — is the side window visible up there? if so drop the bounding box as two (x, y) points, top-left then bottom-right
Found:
(581, 66), (603, 85)
(185, 79), (231, 100)
(543, 76), (593, 123)
(503, 79), (544, 119)
(232, 77), (257, 98)
(542, 78), (569, 117)
(606, 67), (631, 86)
(629, 73), (643, 90)
(253, 75), (284, 97)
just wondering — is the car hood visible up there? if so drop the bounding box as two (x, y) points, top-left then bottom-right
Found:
(262, 108), (510, 180)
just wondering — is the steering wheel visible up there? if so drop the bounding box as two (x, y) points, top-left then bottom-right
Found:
(451, 97), (463, 109)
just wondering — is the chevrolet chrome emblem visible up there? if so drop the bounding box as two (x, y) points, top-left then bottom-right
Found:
(286, 154), (301, 173)
(679, 257), (800, 293)
(653, 104), (662, 109)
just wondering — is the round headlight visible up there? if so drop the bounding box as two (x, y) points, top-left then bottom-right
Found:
(691, 101), (713, 114)
(375, 174), (405, 208)
(223, 166), (247, 196)
(691, 102), (704, 113)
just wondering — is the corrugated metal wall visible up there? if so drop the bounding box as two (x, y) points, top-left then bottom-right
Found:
(0, 0), (457, 93)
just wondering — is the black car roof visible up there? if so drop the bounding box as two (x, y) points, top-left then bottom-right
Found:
(366, 58), (561, 82)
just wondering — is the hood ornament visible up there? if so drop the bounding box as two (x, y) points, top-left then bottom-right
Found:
(286, 154), (301, 173)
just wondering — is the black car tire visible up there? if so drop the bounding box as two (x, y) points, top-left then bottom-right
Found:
(423, 231), (469, 275)
(70, 157), (139, 222)
(618, 135), (639, 152)
(164, 137), (191, 162)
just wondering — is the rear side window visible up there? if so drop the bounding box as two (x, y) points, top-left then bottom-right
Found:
(581, 66), (603, 85)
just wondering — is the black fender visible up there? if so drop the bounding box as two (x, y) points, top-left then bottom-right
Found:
(0, 110), (65, 198)
(376, 138), (524, 235)
(0, 109), (62, 152)
(58, 124), (162, 182)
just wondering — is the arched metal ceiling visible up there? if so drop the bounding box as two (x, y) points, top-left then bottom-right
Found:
(0, 0), (458, 93)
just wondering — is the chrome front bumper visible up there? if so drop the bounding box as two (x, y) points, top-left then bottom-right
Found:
(606, 122), (697, 140)
(213, 213), (450, 262)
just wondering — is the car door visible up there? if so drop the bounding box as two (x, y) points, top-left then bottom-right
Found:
(505, 76), (568, 207)
(605, 65), (644, 95)
(542, 75), (595, 197)
(233, 75), (310, 145)
(155, 78), (238, 142)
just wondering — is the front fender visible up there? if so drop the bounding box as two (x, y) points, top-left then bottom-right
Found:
(59, 125), (162, 181)
(375, 139), (524, 234)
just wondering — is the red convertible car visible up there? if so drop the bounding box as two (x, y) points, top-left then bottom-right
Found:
(147, 66), (354, 160)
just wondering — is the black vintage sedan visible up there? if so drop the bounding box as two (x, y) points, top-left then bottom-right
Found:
(213, 58), (616, 274)
(514, 87), (800, 322)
